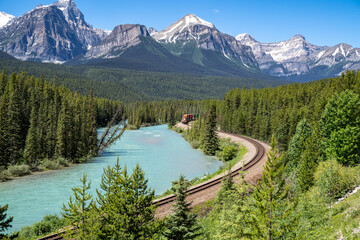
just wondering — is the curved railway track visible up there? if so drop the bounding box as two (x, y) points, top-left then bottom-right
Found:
(38, 133), (266, 240)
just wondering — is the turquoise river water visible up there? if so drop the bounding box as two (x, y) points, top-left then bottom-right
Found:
(0, 125), (223, 232)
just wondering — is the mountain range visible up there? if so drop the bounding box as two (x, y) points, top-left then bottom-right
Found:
(0, 0), (359, 81)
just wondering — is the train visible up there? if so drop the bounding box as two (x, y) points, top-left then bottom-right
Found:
(181, 114), (198, 124)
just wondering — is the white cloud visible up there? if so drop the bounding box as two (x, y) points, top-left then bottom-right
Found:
(213, 9), (220, 15)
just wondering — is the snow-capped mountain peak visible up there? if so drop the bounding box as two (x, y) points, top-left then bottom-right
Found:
(0, 11), (15, 28)
(290, 34), (306, 41)
(152, 14), (215, 43)
(183, 14), (214, 28)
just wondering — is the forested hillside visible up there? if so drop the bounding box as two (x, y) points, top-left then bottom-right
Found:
(0, 54), (287, 102)
(0, 71), (120, 180)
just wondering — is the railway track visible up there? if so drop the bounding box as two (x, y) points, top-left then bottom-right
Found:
(38, 133), (265, 240)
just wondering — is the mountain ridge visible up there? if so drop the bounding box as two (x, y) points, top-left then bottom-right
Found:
(0, 0), (359, 81)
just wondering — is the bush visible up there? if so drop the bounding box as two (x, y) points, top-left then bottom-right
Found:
(190, 140), (201, 149)
(57, 158), (70, 167)
(222, 145), (238, 161)
(0, 166), (11, 181)
(7, 165), (30, 177)
(315, 159), (360, 200)
(39, 159), (60, 170)
(17, 214), (66, 240)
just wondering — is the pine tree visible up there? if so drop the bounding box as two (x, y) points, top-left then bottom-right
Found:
(212, 171), (258, 239)
(320, 90), (360, 165)
(62, 174), (98, 239)
(286, 119), (312, 173)
(0, 93), (9, 167)
(55, 100), (68, 159)
(201, 104), (219, 155)
(6, 73), (24, 164)
(87, 90), (98, 155)
(253, 137), (293, 240)
(24, 106), (39, 168)
(163, 175), (201, 240)
(0, 70), (7, 96)
(168, 105), (176, 128)
(96, 158), (157, 239)
(0, 204), (13, 239)
(295, 128), (320, 193)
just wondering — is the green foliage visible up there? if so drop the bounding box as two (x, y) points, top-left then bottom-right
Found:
(201, 104), (219, 155)
(222, 145), (238, 161)
(199, 171), (258, 240)
(320, 90), (360, 165)
(314, 159), (360, 200)
(0, 204), (13, 239)
(0, 71), (120, 177)
(62, 174), (97, 239)
(0, 58), (286, 102)
(220, 70), (360, 151)
(253, 137), (294, 239)
(286, 119), (312, 172)
(16, 214), (66, 240)
(163, 175), (201, 239)
(96, 159), (157, 239)
(6, 165), (30, 177)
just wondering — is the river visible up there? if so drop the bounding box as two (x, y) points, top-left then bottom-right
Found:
(0, 125), (223, 232)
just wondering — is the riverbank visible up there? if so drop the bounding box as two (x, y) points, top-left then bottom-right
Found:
(0, 154), (94, 182)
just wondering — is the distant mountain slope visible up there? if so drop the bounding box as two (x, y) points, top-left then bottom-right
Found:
(236, 33), (360, 81)
(0, 0), (107, 62)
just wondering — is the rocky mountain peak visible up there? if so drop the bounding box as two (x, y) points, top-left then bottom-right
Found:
(290, 34), (306, 41)
(0, 11), (15, 28)
(148, 27), (158, 36)
(236, 33), (257, 43)
(152, 13), (215, 43)
(85, 24), (150, 59)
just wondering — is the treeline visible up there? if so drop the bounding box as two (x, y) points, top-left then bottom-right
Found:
(0, 70), (120, 178)
(220, 70), (360, 150)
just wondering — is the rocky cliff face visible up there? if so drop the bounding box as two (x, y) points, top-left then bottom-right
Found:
(85, 24), (150, 59)
(236, 33), (360, 78)
(152, 14), (258, 69)
(0, 0), (106, 62)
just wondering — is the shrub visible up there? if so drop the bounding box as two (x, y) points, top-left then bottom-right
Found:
(7, 165), (30, 177)
(17, 215), (66, 240)
(190, 140), (201, 149)
(0, 166), (11, 181)
(222, 145), (238, 161)
(39, 159), (60, 170)
(315, 159), (360, 200)
(57, 158), (69, 167)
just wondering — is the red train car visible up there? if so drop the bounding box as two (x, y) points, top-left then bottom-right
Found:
(181, 114), (197, 124)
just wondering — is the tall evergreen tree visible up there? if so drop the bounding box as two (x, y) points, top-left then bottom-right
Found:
(24, 106), (39, 167)
(62, 174), (99, 239)
(320, 90), (360, 165)
(96, 159), (157, 239)
(286, 119), (312, 172)
(212, 171), (258, 240)
(201, 104), (219, 155)
(163, 175), (201, 240)
(6, 73), (24, 164)
(0, 204), (13, 239)
(253, 137), (293, 240)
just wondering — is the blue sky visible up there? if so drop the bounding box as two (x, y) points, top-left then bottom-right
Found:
(1, 0), (359, 47)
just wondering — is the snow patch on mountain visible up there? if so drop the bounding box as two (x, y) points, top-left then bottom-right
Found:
(0, 12), (15, 28)
(153, 14), (214, 43)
